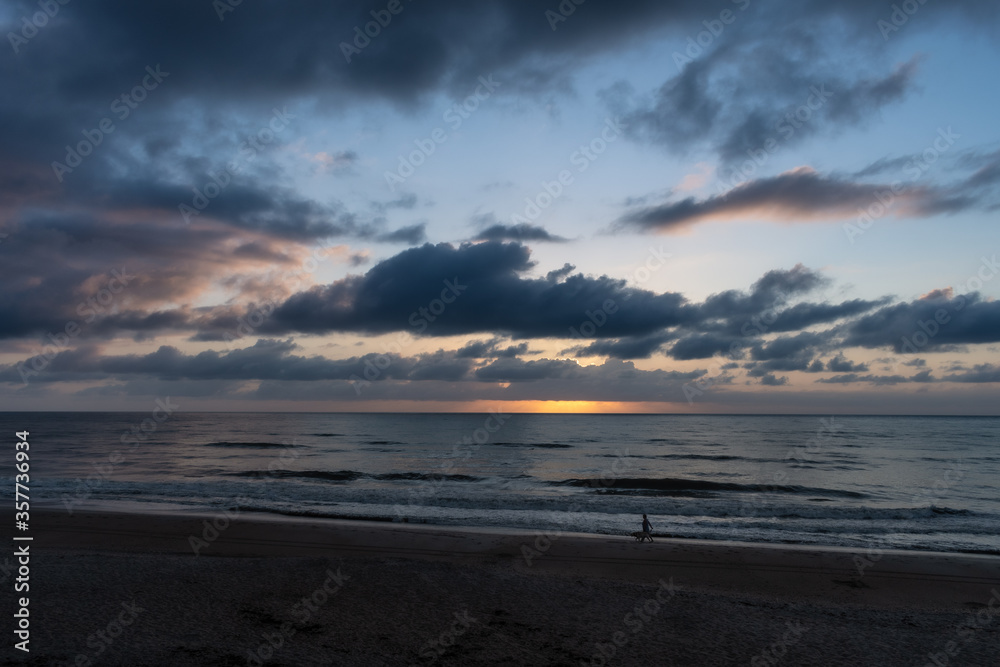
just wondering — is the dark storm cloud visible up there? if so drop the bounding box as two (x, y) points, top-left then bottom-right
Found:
(0, 0), (719, 188)
(0, 339), (713, 404)
(746, 357), (815, 374)
(697, 263), (826, 321)
(475, 358), (582, 382)
(944, 364), (1000, 383)
(758, 373), (788, 387)
(668, 334), (741, 361)
(7, 0), (992, 137)
(266, 241), (691, 339)
(0, 224), (881, 353)
(749, 332), (828, 361)
(672, 266), (883, 339)
(0, 211), (305, 339)
(3, 0), (993, 246)
(815, 370), (934, 386)
(0, 338), (474, 384)
(604, 0), (997, 166)
(473, 356), (704, 387)
(843, 292), (1000, 352)
(826, 354), (868, 373)
(201, 248), (879, 359)
(763, 299), (891, 334)
(247, 358), (711, 404)
(566, 332), (675, 360)
(6, 224), (964, 371)
(609, 26), (919, 165)
(1, 0), (718, 109)
(455, 338), (528, 359)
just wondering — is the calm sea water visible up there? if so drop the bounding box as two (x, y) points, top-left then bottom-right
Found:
(6, 412), (1000, 554)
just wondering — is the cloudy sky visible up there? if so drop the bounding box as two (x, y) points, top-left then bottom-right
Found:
(2, 0), (999, 413)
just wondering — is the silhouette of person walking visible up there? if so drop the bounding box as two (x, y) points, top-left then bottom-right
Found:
(642, 513), (653, 540)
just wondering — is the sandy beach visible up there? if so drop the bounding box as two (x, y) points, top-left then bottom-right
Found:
(23, 507), (1000, 666)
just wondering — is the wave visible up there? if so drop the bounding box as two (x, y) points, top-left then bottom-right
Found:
(204, 441), (296, 448)
(229, 469), (483, 483)
(654, 454), (744, 461)
(555, 477), (867, 498)
(376, 472), (482, 482)
(930, 506), (972, 515)
(364, 440), (404, 445)
(235, 506), (397, 522)
(490, 442), (573, 449)
(233, 469), (362, 481)
(311, 433), (344, 437)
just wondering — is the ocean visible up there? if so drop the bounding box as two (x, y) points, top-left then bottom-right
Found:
(8, 412), (1000, 555)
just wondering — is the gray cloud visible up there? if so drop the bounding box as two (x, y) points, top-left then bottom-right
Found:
(376, 223), (427, 245)
(617, 168), (951, 232)
(472, 223), (568, 243)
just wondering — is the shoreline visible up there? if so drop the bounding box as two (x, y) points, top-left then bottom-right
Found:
(43, 498), (1000, 557)
(36, 508), (1000, 608)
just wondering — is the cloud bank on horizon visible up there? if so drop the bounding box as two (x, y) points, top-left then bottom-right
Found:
(1, 0), (998, 412)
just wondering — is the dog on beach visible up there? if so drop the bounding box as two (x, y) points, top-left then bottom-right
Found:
(631, 531), (653, 542)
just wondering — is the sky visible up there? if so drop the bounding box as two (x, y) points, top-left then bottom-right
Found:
(1, 0), (999, 414)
